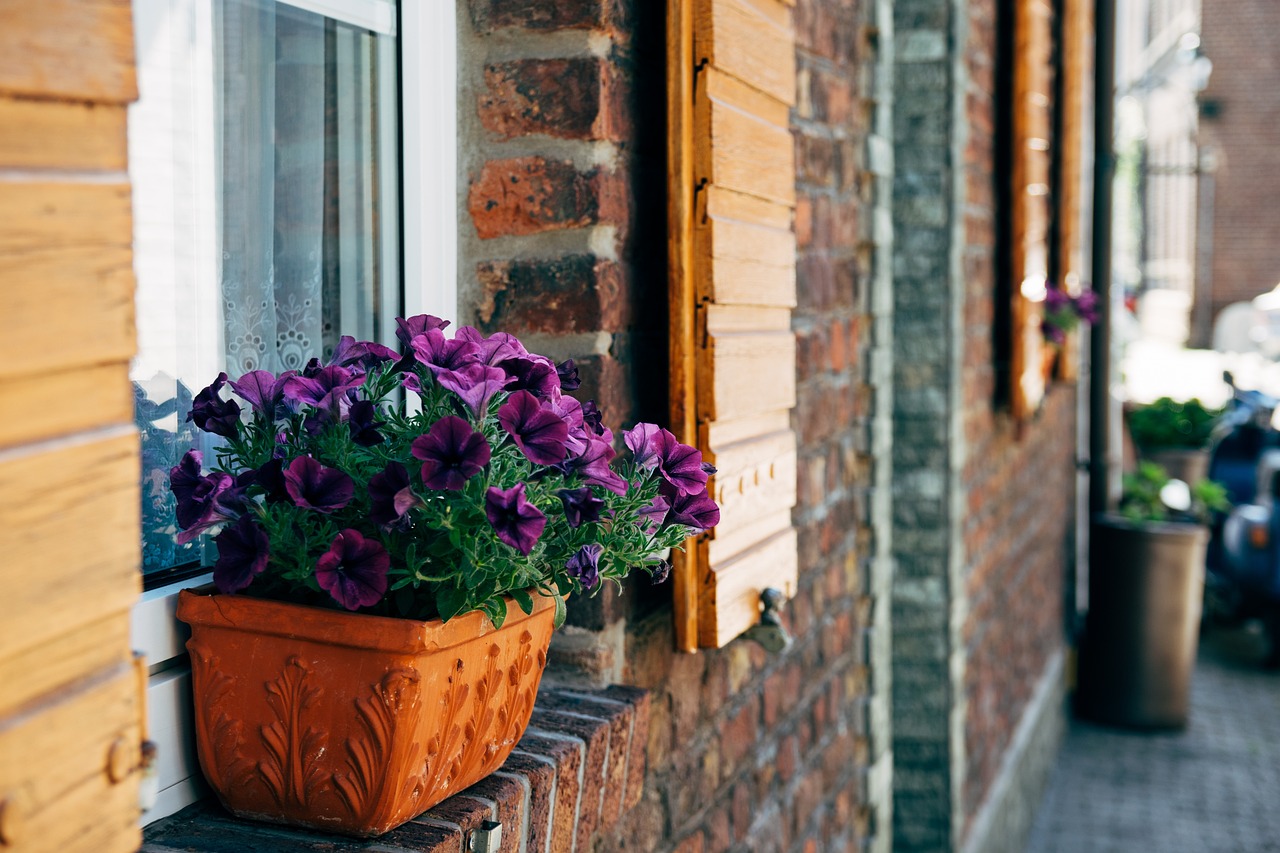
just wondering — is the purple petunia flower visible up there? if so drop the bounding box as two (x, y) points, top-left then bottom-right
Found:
(1044, 286), (1072, 313)
(368, 462), (420, 529)
(580, 400), (611, 442)
(499, 390), (570, 465)
(1074, 288), (1100, 324)
(637, 494), (670, 534)
(485, 483), (547, 555)
(402, 372), (426, 395)
(455, 327), (528, 365)
(662, 486), (721, 532)
(557, 486), (605, 527)
(348, 399), (384, 447)
(499, 355), (560, 399)
(563, 436), (628, 495)
(556, 359), (581, 391)
(329, 335), (398, 371)
(435, 363), (512, 418)
(283, 456), (355, 513)
(412, 416), (492, 490)
(169, 449), (206, 513)
(624, 423), (664, 467)
(316, 529), (390, 610)
(212, 515), (270, 594)
(625, 425), (708, 496)
(229, 369), (295, 416)
(566, 543), (602, 591)
(396, 314), (451, 347)
(412, 328), (482, 376)
(249, 457), (290, 503)
(282, 365), (366, 418)
(172, 469), (236, 543)
(188, 373), (242, 438)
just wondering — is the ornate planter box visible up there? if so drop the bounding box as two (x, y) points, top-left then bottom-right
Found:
(176, 588), (556, 836)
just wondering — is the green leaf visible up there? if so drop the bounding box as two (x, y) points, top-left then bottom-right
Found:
(511, 587), (534, 615)
(552, 592), (567, 629)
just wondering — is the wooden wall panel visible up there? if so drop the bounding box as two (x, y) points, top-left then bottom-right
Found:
(0, 0), (138, 103)
(672, 0), (798, 649)
(0, 98), (128, 170)
(1055, 0), (1091, 382)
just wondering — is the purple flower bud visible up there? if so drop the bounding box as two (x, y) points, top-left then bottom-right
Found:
(411, 416), (492, 490)
(650, 560), (672, 585)
(283, 456), (355, 513)
(556, 359), (581, 391)
(499, 390), (570, 465)
(566, 543), (602, 591)
(485, 482), (547, 555)
(329, 335), (398, 370)
(188, 373), (242, 438)
(316, 529), (390, 610)
(212, 515), (270, 594)
(557, 486), (605, 527)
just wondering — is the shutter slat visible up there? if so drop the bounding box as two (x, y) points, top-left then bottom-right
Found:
(695, 0), (796, 106)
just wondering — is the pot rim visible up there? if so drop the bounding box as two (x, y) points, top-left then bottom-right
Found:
(176, 586), (557, 654)
(1093, 512), (1209, 540)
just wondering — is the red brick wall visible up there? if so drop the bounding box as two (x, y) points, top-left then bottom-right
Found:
(960, 0), (1073, 833)
(1200, 0), (1280, 318)
(460, 1), (883, 850)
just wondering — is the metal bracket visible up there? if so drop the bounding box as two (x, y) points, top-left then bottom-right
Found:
(743, 587), (792, 654)
(468, 820), (503, 853)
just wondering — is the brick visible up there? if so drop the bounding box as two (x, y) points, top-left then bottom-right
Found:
(467, 0), (615, 32)
(500, 751), (556, 853)
(479, 58), (616, 141)
(601, 684), (651, 810)
(474, 254), (628, 334)
(516, 732), (583, 853)
(536, 691), (634, 829)
(527, 709), (610, 851)
(468, 157), (606, 239)
(463, 775), (526, 853)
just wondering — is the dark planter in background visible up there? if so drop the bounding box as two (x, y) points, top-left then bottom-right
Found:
(1145, 448), (1210, 486)
(1077, 514), (1208, 729)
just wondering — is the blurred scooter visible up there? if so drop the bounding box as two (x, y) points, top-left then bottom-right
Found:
(1206, 371), (1280, 665)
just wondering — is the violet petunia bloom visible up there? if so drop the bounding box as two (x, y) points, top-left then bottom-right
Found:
(557, 486), (605, 528)
(368, 462), (420, 529)
(499, 354), (560, 399)
(556, 359), (581, 391)
(412, 328), (482, 376)
(566, 543), (602, 591)
(316, 529), (390, 611)
(412, 416), (492, 490)
(395, 314), (451, 347)
(169, 449), (205, 512)
(637, 493), (670, 534)
(172, 466), (236, 544)
(212, 515), (270, 594)
(249, 457), (290, 503)
(548, 393), (589, 457)
(663, 487), (721, 532)
(188, 373), (242, 438)
(282, 365), (366, 418)
(283, 456), (355, 513)
(484, 483), (547, 555)
(626, 425), (708, 496)
(579, 400), (612, 444)
(499, 390), (570, 465)
(329, 336), (399, 371)
(563, 436), (628, 495)
(1044, 286), (1071, 313)
(229, 369), (294, 416)
(348, 399), (384, 447)
(402, 372), (426, 395)
(1074, 289), (1100, 324)
(624, 423), (665, 467)
(455, 327), (528, 365)
(436, 363), (512, 418)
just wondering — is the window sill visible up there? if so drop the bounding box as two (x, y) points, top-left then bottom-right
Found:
(140, 685), (648, 853)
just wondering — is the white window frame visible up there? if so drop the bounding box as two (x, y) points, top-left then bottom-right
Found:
(129, 0), (457, 825)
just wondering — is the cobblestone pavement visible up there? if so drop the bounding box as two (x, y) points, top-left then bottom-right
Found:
(1026, 626), (1280, 853)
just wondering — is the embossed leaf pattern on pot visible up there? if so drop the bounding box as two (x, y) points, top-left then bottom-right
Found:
(188, 643), (254, 793)
(259, 657), (329, 809)
(334, 668), (422, 823)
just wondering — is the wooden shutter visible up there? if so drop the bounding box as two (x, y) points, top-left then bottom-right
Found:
(1054, 0), (1091, 382)
(0, 4), (146, 851)
(669, 0), (799, 651)
(1010, 0), (1055, 419)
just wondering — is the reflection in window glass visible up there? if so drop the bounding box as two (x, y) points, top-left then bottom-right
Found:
(130, 0), (399, 578)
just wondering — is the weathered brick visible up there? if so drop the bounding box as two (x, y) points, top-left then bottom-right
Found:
(479, 57), (622, 141)
(474, 254), (628, 334)
(468, 157), (604, 239)
(500, 751), (557, 853)
(527, 709), (610, 851)
(516, 732), (583, 853)
(463, 775), (526, 853)
(467, 0), (615, 31)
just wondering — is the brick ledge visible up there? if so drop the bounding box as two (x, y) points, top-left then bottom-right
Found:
(141, 685), (649, 853)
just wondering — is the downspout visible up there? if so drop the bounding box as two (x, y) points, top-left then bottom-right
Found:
(1089, 0), (1118, 516)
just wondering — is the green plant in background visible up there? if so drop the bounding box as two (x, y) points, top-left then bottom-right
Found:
(1119, 461), (1231, 525)
(1128, 397), (1222, 451)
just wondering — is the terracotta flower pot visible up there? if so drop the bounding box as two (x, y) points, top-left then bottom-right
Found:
(176, 588), (556, 836)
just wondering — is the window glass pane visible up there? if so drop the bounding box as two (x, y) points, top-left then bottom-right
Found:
(129, 0), (399, 580)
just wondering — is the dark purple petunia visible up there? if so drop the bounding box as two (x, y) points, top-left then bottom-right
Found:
(556, 359), (581, 391)
(395, 314), (451, 346)
(624, 423), (664, 467)
(411, 416), (492, 490)
(499, 355), (560, 399)
(1074, 289), (1100, 324)
(212, 515), (270, 594)
(566, 543), (602, 591)
(455, 327), (527, 365)
(169, 449), (205, 510)
(329, 335), (398, 370)
(172, 468), (236, 543)
(637, 493), (670, 534)
(316, 529), (390, 610)
(626, 425), (708, 496)
(412, 328), (482, 376)
(229, 369), (294, 416)
(484, 483), (547, 555)
(580, 400), (609, 440)
(348, 399), (384, 446)
(249, 457), (290, 503)
(557, 486), (605, 527)
(283, 456), (355, 513)
(563, 436), (628, 495)
(548, 393), (589, 457)
(282, 365), (366, 417)
(1044, 286), (1071, 313)
(499, 390), (570, 465)
(368, 462), (420, 529)
(663, 487), (721, 532)
(436, 363), (512, 418)
(302, 357), (324, 378)
(1042, 320), (1067, 345)
(188, 373), (242, 438)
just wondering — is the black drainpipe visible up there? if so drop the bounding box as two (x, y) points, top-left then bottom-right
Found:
(1089, 0), (1118, 516)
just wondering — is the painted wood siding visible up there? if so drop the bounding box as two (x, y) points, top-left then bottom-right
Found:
(669, 0), (799, 650)
(0, 3), (144, 851)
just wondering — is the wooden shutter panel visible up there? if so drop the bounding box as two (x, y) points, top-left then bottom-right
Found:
(669, 0), (799, 650)
(0, 4), (145, 851)
(1054, 0), (1091, 382)
(1011, 0), (1055, 419)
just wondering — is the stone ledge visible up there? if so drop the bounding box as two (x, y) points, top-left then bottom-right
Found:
(141, 685), (648, 853)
